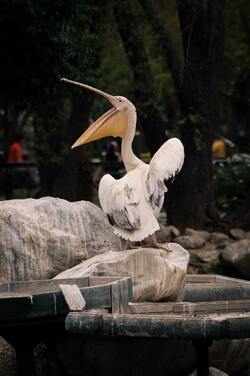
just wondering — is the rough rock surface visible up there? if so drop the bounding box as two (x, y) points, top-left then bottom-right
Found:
(188, 367), (228, 376)
(194, 249), (219, 263)
(55, 243), (189, 302)
(156, 225), (180, 242)
(210, 232), (230, 245)
(220, 239), (250, 278)
(174, 235), (205, 249)
(185, 228), (211, 241)
(229, 228), (245, 240)
(0, 197), (121, 282)
(0, 337), (16, 376)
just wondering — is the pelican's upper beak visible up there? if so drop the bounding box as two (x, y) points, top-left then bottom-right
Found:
(61, 78), (128, 149)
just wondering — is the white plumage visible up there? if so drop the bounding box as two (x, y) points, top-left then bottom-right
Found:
(99, 138), (184, 241)
(62, 77), (185, 248)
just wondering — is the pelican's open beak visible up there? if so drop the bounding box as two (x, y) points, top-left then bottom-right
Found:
(61, 78), (128, 149)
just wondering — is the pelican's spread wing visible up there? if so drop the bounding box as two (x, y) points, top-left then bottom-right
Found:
(99, 175), (140, 231)
(146, 138), (184, 209)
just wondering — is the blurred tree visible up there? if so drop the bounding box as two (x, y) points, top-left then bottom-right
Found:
(113, 0), (166, 155)
(0, 0), (248, 229)
(133, 0), (225, 229)
(170, 0), (224, 229)
(224, 0), (250, 152)
(0, 0), (101, 200)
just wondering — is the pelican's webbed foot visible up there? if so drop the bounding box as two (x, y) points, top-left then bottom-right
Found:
(124, 239), (138, 250)
(144, 233), (172, 252)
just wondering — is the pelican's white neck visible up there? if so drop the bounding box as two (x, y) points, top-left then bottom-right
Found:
(121, 108), (142, 172)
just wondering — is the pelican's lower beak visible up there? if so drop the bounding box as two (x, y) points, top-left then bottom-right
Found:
(71, 106), (127, 149)
(61, 78), (128, 149)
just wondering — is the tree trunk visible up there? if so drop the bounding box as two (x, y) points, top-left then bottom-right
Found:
(113, 0), (167, 155)
(138, 0), (182, 96)
(34, 98), (67, 197)
(35, 93), (94, 201)
(141, 0), (224, 229)
(166, 0), (224, 229)
(53, 93), (94, 201)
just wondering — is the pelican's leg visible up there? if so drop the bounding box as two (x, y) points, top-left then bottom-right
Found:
(124, 239), (138, 250)
(144, 233), (172, 252)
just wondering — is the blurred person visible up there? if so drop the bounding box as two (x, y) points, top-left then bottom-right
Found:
(105, 140), (121, 163)
(212, 138), (226, 159)
(6, 133), (40, 197)
(104, 140), (123, 179)
(7, 133), (24, 163)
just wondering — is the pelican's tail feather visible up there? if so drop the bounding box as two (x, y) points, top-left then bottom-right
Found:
(113, 217), (159, 242)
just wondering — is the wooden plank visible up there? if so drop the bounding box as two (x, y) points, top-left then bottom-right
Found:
(0, 292), (33, 298)
(87, 308), (109, 314)
(185, 274), (250, 286)
(129, 299), (250, 315)
(0, 283), (112, 321)
(111, 282), (120, 314)
(5, 278), (89, 293)
(65, 312), (250, 340)
(88, 276), (124, 286)
(81, 285), (111, 310)
(0, 295), (33, 320)
(185, 275), (217, 284)
(183, 285), (250, 302)
(111, 278), (132, 314)
(60, 284), (86, 312)
(214, 275), (250, 285)
(0, 284), (8, 293)
(129, 302), (174, 314)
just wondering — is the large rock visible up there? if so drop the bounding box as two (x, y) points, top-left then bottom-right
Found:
(229, 228), (245, 240)
(55, 244), (189, 302)
(156, 225), (180, 242)
(185, 228), (211, 241)
(189, 367), (228, 376)
(174, 235), (205, 249)
(194, 249), (220, 263)
(210, 232), (230, 245)
(220, 239), (250, 278)
(0, 197), (121, 282)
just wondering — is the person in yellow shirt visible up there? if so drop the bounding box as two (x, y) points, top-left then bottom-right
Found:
(212, 139), (226, 158)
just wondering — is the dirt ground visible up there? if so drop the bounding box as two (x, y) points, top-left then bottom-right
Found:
(0, 337), (16, 376)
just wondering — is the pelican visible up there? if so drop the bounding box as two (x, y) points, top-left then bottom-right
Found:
(61, 78), (184, 251)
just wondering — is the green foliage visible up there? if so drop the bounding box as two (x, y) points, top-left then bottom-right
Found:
(222, 0), (250, 139)
(213, 158), (250, 212)
(0, 0), (99, 106)
(0, 0), (102, 177)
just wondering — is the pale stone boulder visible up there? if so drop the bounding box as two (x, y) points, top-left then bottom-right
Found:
(210, 232), (230, 244)
(156, 225), (180, 242)
(0, 197), (121, 282)
(55, 243), (189, 302)
(185, 227), (211, 241)
(174, 235), (205, 249)
(229, 228), (245, 240)
(188, 367), (228, 376)
(194, 249), (219, 263)
(220, 239), (250, 278)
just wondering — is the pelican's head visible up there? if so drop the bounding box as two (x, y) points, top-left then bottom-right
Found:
(61, 78), (135, 149)
(110, 95), (135, 113)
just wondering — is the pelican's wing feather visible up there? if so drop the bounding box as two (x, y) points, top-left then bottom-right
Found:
(146, 137), (184, 209)
(99, 174), (141, 231)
